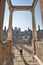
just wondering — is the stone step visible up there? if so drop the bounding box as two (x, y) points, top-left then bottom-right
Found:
(12, 45), (33, 57)
(13, 61), (38, 65)
(13, 55), (39, 65)
(14, 57), (33, 61)
(12, 45), (39, 65)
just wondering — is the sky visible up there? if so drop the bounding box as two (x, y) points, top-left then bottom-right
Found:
(3, 0), (42, 31)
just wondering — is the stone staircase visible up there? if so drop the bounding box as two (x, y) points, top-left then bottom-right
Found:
(13, 54), (39, 65)
(12, 44), (39, 65)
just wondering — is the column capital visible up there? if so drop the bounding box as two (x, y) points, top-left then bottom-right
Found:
(9, 6), (14, 12)
(30, 6), (35, 13)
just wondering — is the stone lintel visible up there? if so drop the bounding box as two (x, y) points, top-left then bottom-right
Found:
(7, 0), (38, 11)
(9, 6), (32, 11)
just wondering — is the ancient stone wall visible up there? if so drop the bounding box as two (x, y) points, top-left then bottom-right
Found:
(35, 41), (43, 62)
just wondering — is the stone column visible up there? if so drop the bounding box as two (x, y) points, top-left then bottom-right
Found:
(32, 10), (38, 55)
(7, 8), (13, 56)
(32, 11), (37, 41)
(0, 0), (6, 65)
(0, 0), (6, 42)
(7, 11), (13, 41)
(6, 7), (14, 65)
(40, 0), (43, 26)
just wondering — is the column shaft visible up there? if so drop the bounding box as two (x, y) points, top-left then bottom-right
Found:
(0, 0), (6, 41)
(0, 0), (6, 65)
(40, 0), (43, 26)
(7, 11), (12, 41)
(32, 11), (38, 55)
(32, 11), (37, 41)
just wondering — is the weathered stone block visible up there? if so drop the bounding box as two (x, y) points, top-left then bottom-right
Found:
(35, 41), (43, 62)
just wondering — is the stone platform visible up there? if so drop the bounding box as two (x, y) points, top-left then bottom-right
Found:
(12, 44), (39, 65)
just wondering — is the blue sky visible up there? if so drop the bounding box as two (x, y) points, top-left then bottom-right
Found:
(3, 0), (42, 31)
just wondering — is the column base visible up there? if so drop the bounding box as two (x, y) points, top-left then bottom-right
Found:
(32, 39), (38, 55)
(7, 39), (13, 43)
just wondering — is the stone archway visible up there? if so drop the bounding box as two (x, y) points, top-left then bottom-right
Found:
(0, 0), (43, 65)
(6, 0), (38, 57)
(7, 0), (38, 41)
(0, 0), (43, 43)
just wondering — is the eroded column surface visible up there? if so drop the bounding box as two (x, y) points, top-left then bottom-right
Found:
(7, 11), (13, 41)
(0, 0), (6, 42)
(0, 0), (6, 65)
(32, 10), (38, 55)
(32, 11), (37, 41)
(40, 0), (43, 26)
(6, 7), (14, 65)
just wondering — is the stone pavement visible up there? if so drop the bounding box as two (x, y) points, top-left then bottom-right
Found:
(11, 44), (39, 65)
